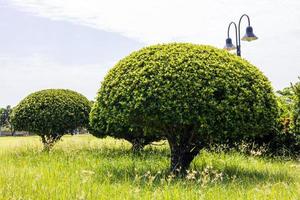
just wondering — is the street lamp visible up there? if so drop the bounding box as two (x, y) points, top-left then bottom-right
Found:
(224, 14), (258, 57)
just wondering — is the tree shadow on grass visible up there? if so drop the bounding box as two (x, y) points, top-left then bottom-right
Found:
(91, 148), (296, 188)
(218, 165), (293, 185)
(80, 145), (170, 160)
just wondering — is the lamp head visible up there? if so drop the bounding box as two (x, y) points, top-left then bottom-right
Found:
(241, 26), (258, 41)
(224, 38), (236, 51)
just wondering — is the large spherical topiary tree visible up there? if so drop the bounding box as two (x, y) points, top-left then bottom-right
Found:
(11, 89), (91, 150)
(90, 43), (279, 174)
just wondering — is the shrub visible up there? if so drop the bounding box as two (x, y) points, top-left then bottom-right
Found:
(292, 78), (300, 134)
(257, 79), (300, 157)
(90, 43), (279, 174)
(11, 89), (91, 150)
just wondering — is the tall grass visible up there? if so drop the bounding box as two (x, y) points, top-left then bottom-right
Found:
(0, 135), (299, 200)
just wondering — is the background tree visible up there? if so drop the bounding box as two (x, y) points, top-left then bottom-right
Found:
(0, 108), (5, 136)
(277, 84), (295, 133)
(90, 43), (279, 174)
(11, 89), (91, 150)
(0, 105), (13, 136)
(292, 78), (300, 134)
(256, 78), (300, 156)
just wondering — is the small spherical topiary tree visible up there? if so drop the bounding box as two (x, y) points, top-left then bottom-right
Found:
(90, 43), (279, 174)
(11, 89), (91, 150)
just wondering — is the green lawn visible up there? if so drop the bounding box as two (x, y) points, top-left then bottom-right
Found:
(0, 135), (299, 200)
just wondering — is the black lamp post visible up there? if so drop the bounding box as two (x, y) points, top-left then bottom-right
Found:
(224, 14), (258, 57)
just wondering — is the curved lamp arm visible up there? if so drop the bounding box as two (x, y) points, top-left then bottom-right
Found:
(227, 21), (238, 48)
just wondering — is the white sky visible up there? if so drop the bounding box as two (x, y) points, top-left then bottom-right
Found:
(1, 0), (300, 107)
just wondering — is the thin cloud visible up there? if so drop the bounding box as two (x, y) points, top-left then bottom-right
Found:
(9, 0), (300, 44)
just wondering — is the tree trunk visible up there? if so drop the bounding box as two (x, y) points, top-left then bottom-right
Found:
(10, 126), (15, 136)
(169, 143), (200, 175)
(41, 134), (61, 151)
(167, 128), (201, 176)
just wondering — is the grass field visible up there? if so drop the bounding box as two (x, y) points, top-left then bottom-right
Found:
(0, 135), (299, 200)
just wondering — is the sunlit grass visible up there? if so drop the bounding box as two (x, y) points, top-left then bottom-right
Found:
(0, 135), (299, 200)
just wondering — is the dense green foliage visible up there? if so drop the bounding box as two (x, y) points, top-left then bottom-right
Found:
(11, 89), (91, 149)
(263, 79), (300, 156)
(0, 135), (299, 200)
(276, 85), (295, 132)
(276, 78), (300, 134)
(293, 78), (300, 134)
(90, 43), (279, 173)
